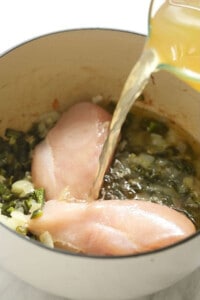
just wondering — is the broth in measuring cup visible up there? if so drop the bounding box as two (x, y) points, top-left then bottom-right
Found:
(147, 0), (200, 91)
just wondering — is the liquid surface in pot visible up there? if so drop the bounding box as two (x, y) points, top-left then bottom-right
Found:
(100, 104), (200, 229)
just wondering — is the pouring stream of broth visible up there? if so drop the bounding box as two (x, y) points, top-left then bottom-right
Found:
(90, 0), (200, 200)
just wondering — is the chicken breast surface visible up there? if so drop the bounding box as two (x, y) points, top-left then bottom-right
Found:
(29, 199), (195, 256)
(32, 102), (111, 201)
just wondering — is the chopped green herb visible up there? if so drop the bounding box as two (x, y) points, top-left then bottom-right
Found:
(34, 188), (45, 205)
(141, 118), (168, 135)
(31, 209), (43, 219)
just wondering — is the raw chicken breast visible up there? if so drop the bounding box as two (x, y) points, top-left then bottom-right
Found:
(29, 199), (195, 256)
(31, 102), (196, 256)
(31, 102), (111, 201)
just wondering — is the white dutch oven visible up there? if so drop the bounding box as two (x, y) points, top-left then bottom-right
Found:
(0, 29), (200, 300)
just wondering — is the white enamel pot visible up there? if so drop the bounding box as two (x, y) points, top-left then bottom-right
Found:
(0, 29), (200, 300)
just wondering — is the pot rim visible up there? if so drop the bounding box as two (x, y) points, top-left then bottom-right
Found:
(0, 27), (199, 260)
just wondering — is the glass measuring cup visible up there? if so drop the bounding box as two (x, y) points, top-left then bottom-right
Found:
(147, 0), (200, 91)
(90, 0), (200, 200)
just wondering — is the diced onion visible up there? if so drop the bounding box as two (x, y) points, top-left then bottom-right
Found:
(39, 231), (54, 248)
(11, 180), (34, 197)
(0, 210), (28, 231)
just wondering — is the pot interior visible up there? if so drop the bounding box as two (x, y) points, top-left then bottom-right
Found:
(0, 29), (199, 142)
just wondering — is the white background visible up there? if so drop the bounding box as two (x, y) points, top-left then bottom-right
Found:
(0, 1), (200, 299)
(0, 0), (150, 54)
